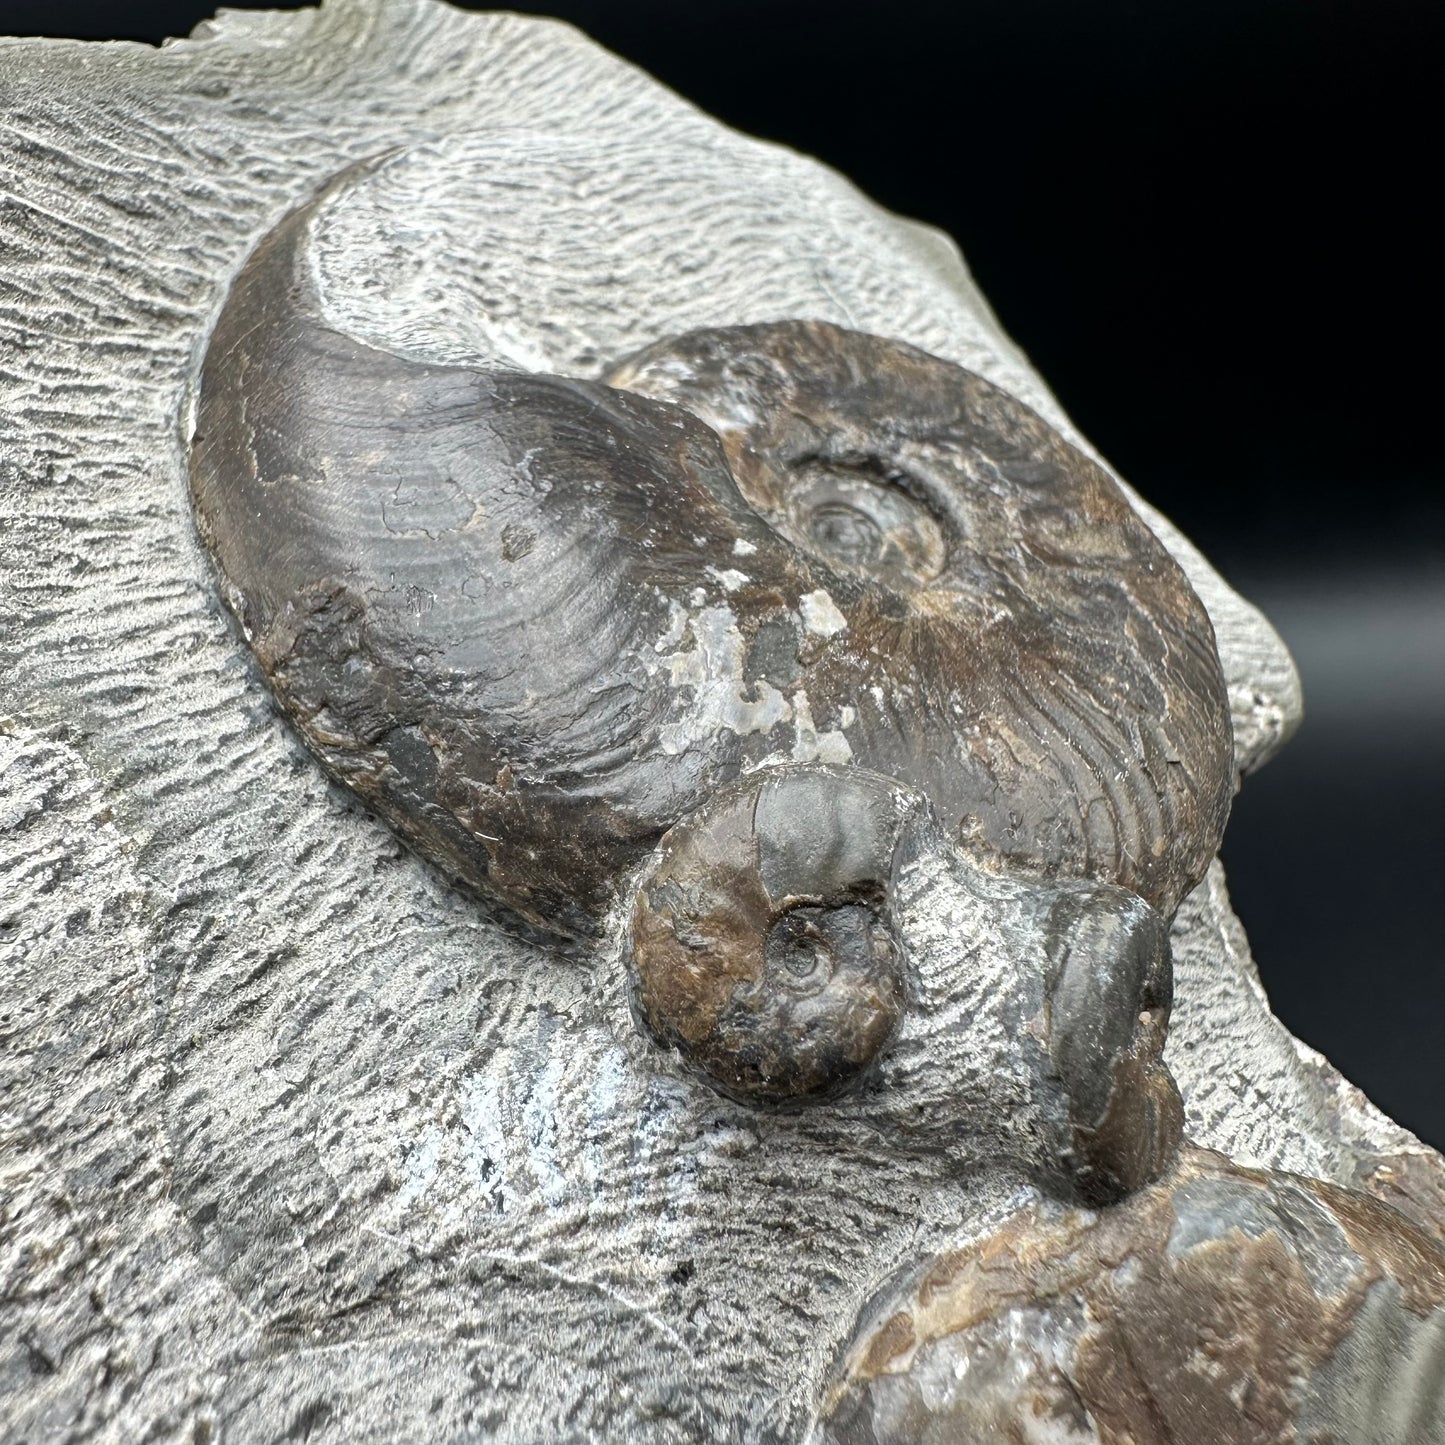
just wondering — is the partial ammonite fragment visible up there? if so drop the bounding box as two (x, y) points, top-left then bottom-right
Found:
(818, 1147), (1445, 1444)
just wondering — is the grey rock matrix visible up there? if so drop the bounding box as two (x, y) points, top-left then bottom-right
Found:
(2, 3), (1441, 1441)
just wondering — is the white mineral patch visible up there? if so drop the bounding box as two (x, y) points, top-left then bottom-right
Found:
(654, 596), (689, 652)
(656, 603), (792, 754)
(396, 1121), (444, 1210)
(462, 1070), (516, 1216)
(584, 1047), (630, 1188)
(790, 689), (855, 766)
(707, 565), (751, 593)
(522, 1049), (570, 1210)
(800, 588), (849, 639)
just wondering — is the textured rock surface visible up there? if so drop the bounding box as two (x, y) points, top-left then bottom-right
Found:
(0, 3), (1435, 1441)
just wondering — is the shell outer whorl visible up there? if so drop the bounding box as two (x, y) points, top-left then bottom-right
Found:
(189, 163), (1234, 943)
(607, 321), (1236, 916)
(626, 766), (922, 1105)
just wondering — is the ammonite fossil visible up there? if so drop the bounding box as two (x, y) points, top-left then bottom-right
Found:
(189, 163), (1234, 945)
(624, 762), (1183, 1200)
(627, 767), (919, 1106)
(820, 1146), (1445, 1443)
(13, 10), (1444, 1443)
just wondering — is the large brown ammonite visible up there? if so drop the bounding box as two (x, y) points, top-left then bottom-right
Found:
(189, 169), (1232, 942)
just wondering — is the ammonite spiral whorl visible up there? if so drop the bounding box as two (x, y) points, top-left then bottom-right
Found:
(1044, 884), (1183, 1200)
(627, 766), (921, 1104)
(819, 1148), (1445, 1444)
(608, 322), (1235, 918)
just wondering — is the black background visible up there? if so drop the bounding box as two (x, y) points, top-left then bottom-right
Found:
(11, 2), (1443, 1145)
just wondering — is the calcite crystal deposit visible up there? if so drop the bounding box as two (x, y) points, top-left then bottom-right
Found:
(2, 3), (1441, 1441)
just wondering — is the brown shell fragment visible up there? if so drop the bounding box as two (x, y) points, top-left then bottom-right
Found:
(1044, 886), (1183, 1202)
(818, 1147), (1445, 1444)
(1355, 1148), (1445, 1245)
(627, 766), (919, 1104)
(190, 163), (1232, 940)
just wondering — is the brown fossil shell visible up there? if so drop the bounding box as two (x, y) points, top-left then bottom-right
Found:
(189, 165), (1232, 940)
(819, 1147), (1445, 1444)
(627, 766), (919, 1104)
(1044, 885), (1183, 1202)
(606, 324), (1235, 919)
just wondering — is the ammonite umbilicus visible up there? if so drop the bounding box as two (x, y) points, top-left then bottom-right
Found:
(189, 165), (1233, 945)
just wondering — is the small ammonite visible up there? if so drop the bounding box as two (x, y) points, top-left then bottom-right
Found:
(627, 766), (922, 1104)
(627, 763), (1187, 1192)
(190, 156), (1233, 943)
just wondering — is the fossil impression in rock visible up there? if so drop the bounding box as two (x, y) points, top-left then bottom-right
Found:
(2, 4), (1442, 1443)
